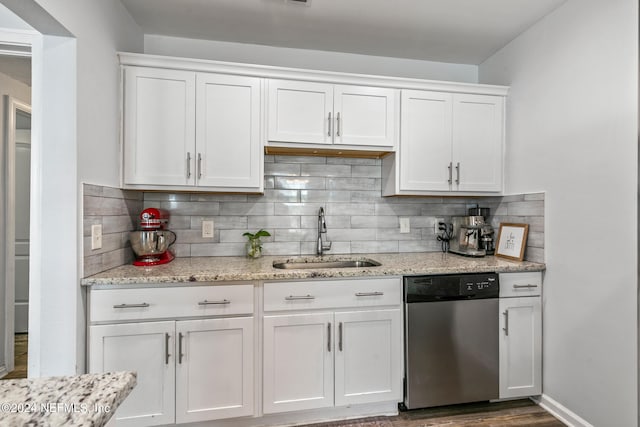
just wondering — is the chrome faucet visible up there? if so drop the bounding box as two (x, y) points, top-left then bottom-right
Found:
(317, 207), (332, 256)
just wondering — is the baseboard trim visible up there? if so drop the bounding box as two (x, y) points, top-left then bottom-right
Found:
(533, 394), (594, 427)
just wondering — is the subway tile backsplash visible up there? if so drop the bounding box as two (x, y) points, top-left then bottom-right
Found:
(83, 155), (545, 276)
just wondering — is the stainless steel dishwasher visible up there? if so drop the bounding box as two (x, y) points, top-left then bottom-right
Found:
(403, 273), (499, 410)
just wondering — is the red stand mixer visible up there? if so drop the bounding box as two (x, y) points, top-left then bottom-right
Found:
(130, 208), (176, 266)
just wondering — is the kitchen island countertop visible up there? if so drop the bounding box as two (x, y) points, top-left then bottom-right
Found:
(0, 371), (136, 427)
(82, 252), (545, 286)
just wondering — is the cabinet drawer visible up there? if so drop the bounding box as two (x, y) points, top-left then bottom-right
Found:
(499, 272), (542, 297)
(264, 278), (401, 312)
(90, 285), (254, 322)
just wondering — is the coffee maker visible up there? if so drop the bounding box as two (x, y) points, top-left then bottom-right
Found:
(449, 207), (494, 257)
(129, 208), (176, 266)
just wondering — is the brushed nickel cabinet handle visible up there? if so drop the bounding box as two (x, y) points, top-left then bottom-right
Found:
(197, 153), (202, 179)
(285, 295), (315, 301)
(338, 322), (343, 352)
(355, 292), (384, 297)
(328, 112), (332, 137)
(455, 162), (460, 185)
(336, 112), (341, 137)
(327, 322), (332, 352)
(513, 284), (539, 289)
(186, 152), (192, 179)
(165, 333), (170, 365)
(503, 310), (509, 336)
(178, 332), (184, 364)
(198, 299), (231, 305)
(113, 303), (150, 309)
(448, 162), (453, 185)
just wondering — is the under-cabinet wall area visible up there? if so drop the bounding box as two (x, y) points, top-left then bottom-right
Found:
(82, 156), (545, 276)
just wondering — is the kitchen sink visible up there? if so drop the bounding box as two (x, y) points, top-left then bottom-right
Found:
(272, 257), (381, 270)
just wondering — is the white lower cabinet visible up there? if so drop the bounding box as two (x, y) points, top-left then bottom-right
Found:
(88, 285), (254, 427)
(262, 278), (403, 415)
(498, 272), (542, 399)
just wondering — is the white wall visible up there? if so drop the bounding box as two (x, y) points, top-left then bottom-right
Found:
(144, 34), (479, 83)
(0, 0), (143, 376)
(479, 0), (637, 425)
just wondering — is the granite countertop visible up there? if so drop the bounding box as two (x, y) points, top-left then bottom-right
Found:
(0, 371), (135, 427)
(82, 252), (545, 286)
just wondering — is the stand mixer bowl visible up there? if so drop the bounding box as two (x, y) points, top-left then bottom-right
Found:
(130, 230), (176, 257)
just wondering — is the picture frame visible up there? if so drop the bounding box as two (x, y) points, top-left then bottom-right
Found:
(495, 223), (529, 261)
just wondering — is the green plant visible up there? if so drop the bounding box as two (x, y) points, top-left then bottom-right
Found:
(243, 229), (271, 258)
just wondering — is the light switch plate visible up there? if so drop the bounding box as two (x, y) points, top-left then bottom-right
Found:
(202, 220), (214, 238)
(399, 217), (410, 233)
(91, 224), (102, 250)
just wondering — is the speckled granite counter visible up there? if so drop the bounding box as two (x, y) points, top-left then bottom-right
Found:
(0, 371), (135, 426)
(82, 252), (545, 286)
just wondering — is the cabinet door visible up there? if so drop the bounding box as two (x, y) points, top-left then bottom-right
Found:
(334, 85), (397, 148)
(399, 90), (453, 191)
(175, 317), (254, 423)
(334, 309), (403, 406)
(89, 321), (175, 427)
(196, 74), (262, 189)
(267, 79), (333, 145)
(263, 312), (334, 413)
(499, 297), (542, 398)
(452, 94), (504, 192)
(123, 67), (195, 186)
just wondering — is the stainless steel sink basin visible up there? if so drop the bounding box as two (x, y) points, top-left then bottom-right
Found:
(272, 257), (381, 269)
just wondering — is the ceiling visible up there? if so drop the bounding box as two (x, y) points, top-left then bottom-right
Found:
(120, 0), (566, 65)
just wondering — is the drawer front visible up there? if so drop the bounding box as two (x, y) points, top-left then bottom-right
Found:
(90, 285), (254, 322)
(499, 272), (542, 297)
(264, 278), (401, 312)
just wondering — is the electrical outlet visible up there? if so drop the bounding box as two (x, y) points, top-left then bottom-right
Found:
(91, 224), (102, 250)
(202, 220), (214, 238)
(434, 218), (445, 234)
(399, 217), (410, 233)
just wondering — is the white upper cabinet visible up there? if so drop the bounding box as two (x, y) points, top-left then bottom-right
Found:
(122, 66), (263, 192)
(123, 67), (196, 187)
(382, 90), (505, 196)
(267, 79), (398, 150)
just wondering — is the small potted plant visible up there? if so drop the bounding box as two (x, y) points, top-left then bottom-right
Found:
(243, 229), (271, 259)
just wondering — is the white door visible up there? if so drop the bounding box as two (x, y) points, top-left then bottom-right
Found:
(196, 74), (262, 189)
(123, 67), (196, 186)
(333, 85), (397, 148)
(399, 90), (453, 191)
(14, 128), (30, 333)
(499, 297), (542, 398)
(452, 94), (504, 192)
(89, 321), (175, 427)
(267, 79), (333, 145)
(175, 317), (254, 423)
(334, 309), (402, 406)
(263, 312), (334, 413)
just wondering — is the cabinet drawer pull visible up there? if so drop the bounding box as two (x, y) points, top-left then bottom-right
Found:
(198, 299), (231, 305)
(186, 152), (192, 179)
(448, 162), (453, 185)
(113, 303), (150, 309)
(355, 292), (384, 297)
(178, 332), (184, 364)
(336, 112), (341, 137)
(285, 295), (315, 301)
(513, 284), (538, 289)
(338, 322), (343, 352)
(197, 153), (202, 179)
(455, 162), (460, 185)
(328, 112), (332, 137)
(165, 333), (171, 365)
(327, 322), (332, 352)
(503, 310), (509, 336)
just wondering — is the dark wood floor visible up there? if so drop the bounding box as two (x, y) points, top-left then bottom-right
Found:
(3, 333), (28, 380)
(304, 400), (565, 427)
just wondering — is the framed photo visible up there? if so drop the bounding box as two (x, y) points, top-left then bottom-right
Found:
(495, 223), (529, 261)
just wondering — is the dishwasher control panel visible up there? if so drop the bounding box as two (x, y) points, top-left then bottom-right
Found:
(404, 273), (499, 302)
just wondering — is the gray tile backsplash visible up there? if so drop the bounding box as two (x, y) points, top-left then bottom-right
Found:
(82, 155), (545, 276)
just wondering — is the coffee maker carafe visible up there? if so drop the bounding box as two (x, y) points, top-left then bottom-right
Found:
(449, 206), (494, 257)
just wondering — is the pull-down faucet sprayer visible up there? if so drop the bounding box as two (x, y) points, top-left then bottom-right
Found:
(317, 207), (332, 256)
